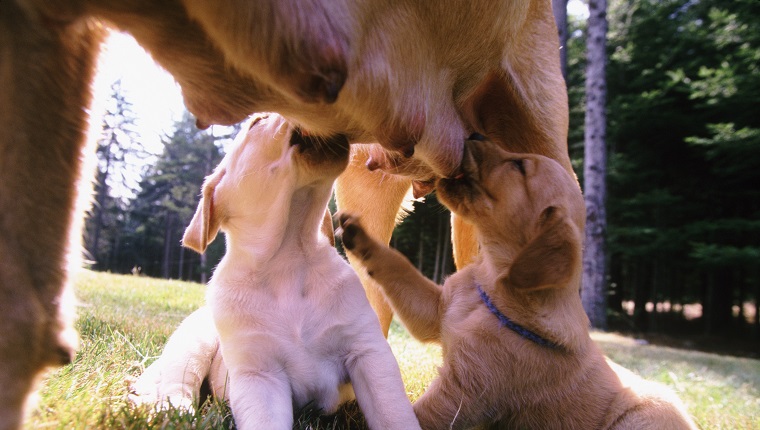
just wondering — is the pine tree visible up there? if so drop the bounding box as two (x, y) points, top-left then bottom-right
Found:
(85, 80), (148, 269)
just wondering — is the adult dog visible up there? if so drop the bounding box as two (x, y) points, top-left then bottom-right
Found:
(174, 114), (419, 429)
(1, 0), (567, 427)
(337, 138), (697, 429)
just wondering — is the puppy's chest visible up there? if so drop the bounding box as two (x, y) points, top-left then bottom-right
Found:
(210, 268), (368, 360)
(440, 283), (509, 349)
(211, 271), (367, 410)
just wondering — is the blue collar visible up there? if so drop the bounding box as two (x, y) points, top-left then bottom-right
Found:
(476, 284), (561, 350)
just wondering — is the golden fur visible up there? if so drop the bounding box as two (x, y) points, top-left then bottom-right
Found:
(338, 138), (697, 429)
(1, 0), (568, 426)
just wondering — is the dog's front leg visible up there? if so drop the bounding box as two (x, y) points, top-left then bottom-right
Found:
(337, 213), (442, 343)
(334, 150), (412, 336)
(227, 369), (292, 430)
(346, 342), (421, 430)
(0, 3), (105, 428)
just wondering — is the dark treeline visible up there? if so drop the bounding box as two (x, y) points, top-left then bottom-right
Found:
(566, 0), (759, 340)
(84, 0), (758, 342)
(85, 105), (232, 284)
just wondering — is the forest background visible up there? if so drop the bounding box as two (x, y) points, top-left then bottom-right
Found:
(83, 0), (760, 356)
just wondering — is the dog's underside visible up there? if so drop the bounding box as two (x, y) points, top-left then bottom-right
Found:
(1, 0), (568, 427)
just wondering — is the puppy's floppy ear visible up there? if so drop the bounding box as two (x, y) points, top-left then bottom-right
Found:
(505, 206), (581, 291)
(182, 167), (226, 254)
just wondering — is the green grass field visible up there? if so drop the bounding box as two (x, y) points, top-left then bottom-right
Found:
(24, 270), (760, 429)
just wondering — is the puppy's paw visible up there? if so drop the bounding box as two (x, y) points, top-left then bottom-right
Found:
(127, 372), (196, 414)
(335, 212), (373, 259)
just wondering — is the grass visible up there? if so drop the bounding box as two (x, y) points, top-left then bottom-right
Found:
(24, 270), (759, 429)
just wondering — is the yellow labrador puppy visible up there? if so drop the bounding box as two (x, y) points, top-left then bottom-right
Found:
(177, 114), (419, 430)
(337, 138), (697, 429)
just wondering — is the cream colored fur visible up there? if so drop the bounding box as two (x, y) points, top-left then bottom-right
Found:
(338, 139), (697, 429)
(1, 0), (568, 426)
(170, 114), (418, 429)
(128, 306), (228, 411)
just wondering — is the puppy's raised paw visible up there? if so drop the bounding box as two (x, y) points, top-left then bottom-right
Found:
(335, 212), (373, 259)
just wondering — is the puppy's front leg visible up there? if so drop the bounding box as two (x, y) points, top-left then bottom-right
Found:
(347, 343), (421, 430)
(337, 213), (442, 342)
(228, 370), (292, 430)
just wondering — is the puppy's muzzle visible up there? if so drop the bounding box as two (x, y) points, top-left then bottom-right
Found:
(290, 127), (350, 164)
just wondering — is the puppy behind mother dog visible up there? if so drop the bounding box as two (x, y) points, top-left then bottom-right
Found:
(1, 0), (568, 426)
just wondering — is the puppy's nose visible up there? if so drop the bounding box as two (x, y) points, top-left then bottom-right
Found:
(460, 139), (485, 180)
(290, 128), (306, 147)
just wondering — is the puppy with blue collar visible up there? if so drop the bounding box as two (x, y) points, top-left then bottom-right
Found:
(338, 136), (696, 429)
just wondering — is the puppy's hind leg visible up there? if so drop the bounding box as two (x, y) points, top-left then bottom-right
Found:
(337, 213), (442, 343)
(412, 372), (492, 430)
(128, 306), (225, 411)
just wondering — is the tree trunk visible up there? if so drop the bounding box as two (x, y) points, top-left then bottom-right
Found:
(633, 261), (650, 332)
(108, 229), (121, 272)
(705, 268), (734, 335)
(200, 252), (208, 285)
(90, 162), (111, 267)
(552, 0), (569, 82)
(162, 213), (174, 279)
(417, 229), (424, 273)
(581, 0), (609, 330)
(754, 277), (759, 340)
(177, 243), (185, 280)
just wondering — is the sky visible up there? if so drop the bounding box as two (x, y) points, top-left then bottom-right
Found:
(92, 31), (186, 157)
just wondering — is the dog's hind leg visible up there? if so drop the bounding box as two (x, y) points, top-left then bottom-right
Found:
(334, 147), (411, 336)
(128, 306), (226, 411)
(0, 3), (105, 428)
